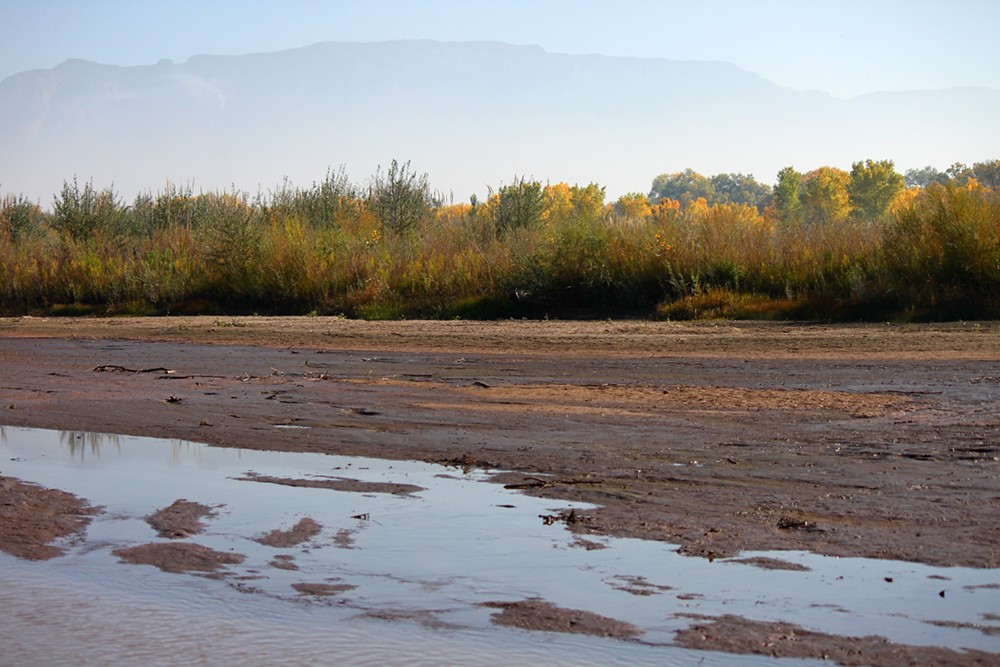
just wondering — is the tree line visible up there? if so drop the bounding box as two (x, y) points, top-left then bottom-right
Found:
(649, 159), (1000, 224)
(1, 158), (998, 320)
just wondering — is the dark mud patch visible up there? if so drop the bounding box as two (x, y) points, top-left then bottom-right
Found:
(674, 614), (1000, 667)
(482, 599), (642, 639)
(727, 556), (812, 571)
(112, 542), (246, 574)
(570, 536), (607, 550)
(291, 581), (356, 596)
(926, 619), (1000, 637)
(268, 554), (299, 570)
(255, 517), (322, 547)
(334, 528), (356, 549)
(146, 499), (217, 538)
(236, 472), (424, 496)
(0, 475), (101, 560)
(363, 609), (465, 631)
(605, 575), (673, 596)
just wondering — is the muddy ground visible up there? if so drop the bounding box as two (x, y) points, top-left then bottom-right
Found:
(1, 317), (998, 662)
(2, 316), (997, 568)
(0, 475), (101, 560)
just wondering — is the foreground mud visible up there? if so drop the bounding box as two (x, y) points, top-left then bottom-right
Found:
(675, 615), (998, 667)
(0, 476), (101, 560)
(1, 317), (998, 568)
(112, 542), (246, 574)
(146, 499), (217, 539)
(482, 599), (642, 638)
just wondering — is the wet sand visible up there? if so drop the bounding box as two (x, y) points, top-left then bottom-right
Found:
(0, 476), (101, 560)
(2, 316), (997, 568)
(1, 316), (999, 664)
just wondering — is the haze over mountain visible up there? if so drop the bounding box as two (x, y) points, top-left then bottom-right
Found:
(2, 40), (998, 204)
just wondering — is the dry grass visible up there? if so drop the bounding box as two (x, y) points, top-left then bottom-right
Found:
(1, 177), (996, 320)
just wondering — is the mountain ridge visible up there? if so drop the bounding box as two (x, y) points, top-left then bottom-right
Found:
(2, 40), (997, 203)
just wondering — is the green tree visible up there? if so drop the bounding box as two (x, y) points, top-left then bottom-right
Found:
(972, 159), (1000, 189)
(648, 169), (714, 206)
(569, 182), (607, 221)
(52, 177), (126, 240)
(848, 159), (904, 221)
(773, 167), (803, 225)
(946, 162), (974, 185)
(709, 173), (772, 210)
(904, 166), (949, 189)
(286, 166), (357, 228)
(368, 160), (432, 234)
(491, 176), (545, 237)
(1, 193), (44, 242)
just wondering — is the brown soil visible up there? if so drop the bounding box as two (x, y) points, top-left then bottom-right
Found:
(674, 615), (999, 666)
(255, 517), (323, 548)
(0, 476), (101, 560)
(1, 316), (998, 571)
(146, 499), (217, 539)
(482, 599), (641, 638)
(112, 542), (246, 573)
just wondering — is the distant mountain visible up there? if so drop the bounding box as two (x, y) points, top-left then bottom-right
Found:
(2, 40), (998, 204)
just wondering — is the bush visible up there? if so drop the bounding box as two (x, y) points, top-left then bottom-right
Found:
(52, 178), (126, 240)
(881, 182), (1000, 317)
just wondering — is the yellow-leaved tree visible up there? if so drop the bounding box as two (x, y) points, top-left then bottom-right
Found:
(801, 166), (852, 225)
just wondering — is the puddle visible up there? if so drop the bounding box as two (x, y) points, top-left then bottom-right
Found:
(2, 426), (998, 665)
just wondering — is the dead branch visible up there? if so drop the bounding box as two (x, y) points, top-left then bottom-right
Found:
(93, 365), (174, 374)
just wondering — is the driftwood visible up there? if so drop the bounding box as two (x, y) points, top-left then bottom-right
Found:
(93, 365), (174, 374)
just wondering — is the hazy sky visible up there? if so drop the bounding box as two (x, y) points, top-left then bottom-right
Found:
(2, 0), (999, 99)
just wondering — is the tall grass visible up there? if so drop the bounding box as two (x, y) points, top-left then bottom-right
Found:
(0, 174), (997, 320)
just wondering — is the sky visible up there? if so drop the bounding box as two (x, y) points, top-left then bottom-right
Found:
(2, 0), (999, 99)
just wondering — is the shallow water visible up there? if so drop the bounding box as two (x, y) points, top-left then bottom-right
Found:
(2, 426), (998, 665)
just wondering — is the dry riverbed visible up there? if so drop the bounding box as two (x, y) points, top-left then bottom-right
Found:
(1, 316), (998, 664)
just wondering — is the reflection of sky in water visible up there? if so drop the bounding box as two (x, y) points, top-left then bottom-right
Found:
(1, 426), (998, 665)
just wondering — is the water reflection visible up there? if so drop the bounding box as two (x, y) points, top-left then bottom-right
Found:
(1, 426), (998, 666)
(50, 428), (203, 464)
(62, 430), (121, 459)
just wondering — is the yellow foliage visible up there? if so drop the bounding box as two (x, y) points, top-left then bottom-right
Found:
(615, 192), (652, 219)
(435, 203), (473, 224)
(569, 183), (606, 221)
(476, 193), (502, 221)
(685, 197), (710, 219)
(650, 198), (681, 225)
(540, 182), (606, 223)
(888, 187), (921, 215)
(802, 166), (852, 224)
(542, 182), (574, 222)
